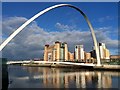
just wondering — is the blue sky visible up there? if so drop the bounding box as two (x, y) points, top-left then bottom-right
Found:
(2, 2), (118, 60)
(3, 2), (118, 29)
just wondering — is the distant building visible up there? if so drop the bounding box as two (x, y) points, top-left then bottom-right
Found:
(90, 43), (110, 60)
(68, 52), (74, 61)
(44, 41), (111, 62)
(44, 41), (68, 61)
(90, 50), (96, 59)
(99, 43), (110, 59)
(110, 55), (120, 60)
(85, 52), (91, 60)
(74, 45), (84, 61)
(104, 48), (110, 59)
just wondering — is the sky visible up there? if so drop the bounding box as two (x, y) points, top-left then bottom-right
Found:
(1, 2), (119, 60)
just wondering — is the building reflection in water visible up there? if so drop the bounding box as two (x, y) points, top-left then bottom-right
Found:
(25, 67), (118, 88)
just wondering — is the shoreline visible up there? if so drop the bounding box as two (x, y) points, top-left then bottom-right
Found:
(14, 63), (120, 71)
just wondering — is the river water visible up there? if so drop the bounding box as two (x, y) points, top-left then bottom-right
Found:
(8, 65), (120, 89)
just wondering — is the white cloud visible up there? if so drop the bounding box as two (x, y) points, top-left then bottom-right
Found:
(1, 17), (118, 60)
(98, 16), (114, 23)
(55, 22), (77, 31)
(2, 17), (28, 36)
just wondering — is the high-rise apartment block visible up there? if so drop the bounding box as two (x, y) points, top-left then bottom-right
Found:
(99, 43), (110, 59)
(44, 41), (68, 61)
(90, 43), (110, 60)
(44, 41), (110, 61)
(74, 45), (85, 61)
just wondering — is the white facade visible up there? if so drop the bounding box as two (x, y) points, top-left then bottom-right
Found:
(99, 43), (110, 59)
(75, 46), (78, 60)
(80, 48), (84, 60)
(99, 46), (104, 59)
(75, 45), (84, 60)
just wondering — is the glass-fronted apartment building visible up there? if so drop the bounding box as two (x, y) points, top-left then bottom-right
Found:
(44, 41), (68, 61)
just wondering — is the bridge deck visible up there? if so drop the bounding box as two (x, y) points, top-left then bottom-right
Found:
(7, 61), (95, 66)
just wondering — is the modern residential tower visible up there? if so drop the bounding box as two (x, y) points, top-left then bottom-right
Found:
(74, 45), (85, 61)
(90, 43), (110, 60)
(99, 43), (110, 59)
(44, 41), (68, 61)
(44, 41), (110, 62)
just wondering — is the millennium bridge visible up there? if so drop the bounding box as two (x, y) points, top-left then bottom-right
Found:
(7, 61), (95, 67)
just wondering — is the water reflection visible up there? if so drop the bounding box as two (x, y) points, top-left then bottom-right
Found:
(8, 65), (120, 88)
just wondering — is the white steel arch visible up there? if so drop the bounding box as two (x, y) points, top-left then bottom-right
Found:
(0, 4), (101, 66)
